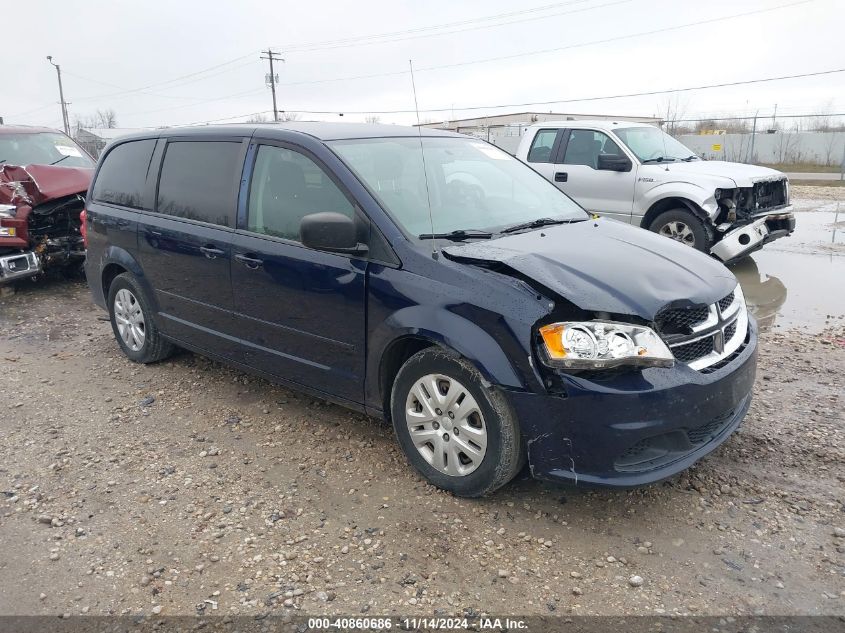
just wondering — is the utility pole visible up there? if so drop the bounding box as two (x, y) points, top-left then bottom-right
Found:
(46, 56), (70, 135)
(771, 103), (778, 131)
(260, 49), (284, 122)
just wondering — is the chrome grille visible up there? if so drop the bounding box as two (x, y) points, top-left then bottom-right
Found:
(718, 291), (735, 313)
(655, 305), (710, 334)
(672, 337), (715, 364)
(656, 286), (748, 371)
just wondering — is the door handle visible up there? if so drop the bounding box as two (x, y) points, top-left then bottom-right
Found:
(554, 172), (568, 182)
(234, 253), (264, 269)
(199, 245), (225, 259)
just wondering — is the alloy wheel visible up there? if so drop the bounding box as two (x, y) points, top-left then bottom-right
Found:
(659, 220), (696, 246)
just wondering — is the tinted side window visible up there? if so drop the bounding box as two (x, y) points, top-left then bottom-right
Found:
(247, 145), (355, 242)
(527, 129), (558, 163)
(156, 141), (242, 227)
(562, 130), (623, 169)
(92, 139), (156, 209)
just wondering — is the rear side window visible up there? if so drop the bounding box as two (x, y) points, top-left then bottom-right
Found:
(92, 139), (156, 209)
(156, 141), (242, 227)
(527, 129), (558, 163)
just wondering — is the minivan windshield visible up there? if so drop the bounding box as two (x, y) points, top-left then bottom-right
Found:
(615, 126), (698, 163)
(329, 137), (587, 237)
(0, 132), (95, 168)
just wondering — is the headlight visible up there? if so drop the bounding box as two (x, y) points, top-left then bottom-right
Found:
(538, 321), (674, 370)
(0, 227), (16, 237)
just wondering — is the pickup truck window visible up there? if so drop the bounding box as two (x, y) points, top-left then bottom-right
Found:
(330, 136), (585, 237)
(527, 129), (558, 163)
(247, 145), (355, 241)
(615, 126), (696, 162)
(562, 130), (624, 169)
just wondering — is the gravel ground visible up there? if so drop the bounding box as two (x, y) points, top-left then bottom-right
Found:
(0, 279), (843, 620)
(791, 185), (845, 202)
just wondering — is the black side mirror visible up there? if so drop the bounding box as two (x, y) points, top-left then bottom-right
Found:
(597, 154), (633, 172)
(300, 212), (368, 255)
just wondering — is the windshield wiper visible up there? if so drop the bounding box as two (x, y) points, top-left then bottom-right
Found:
(500, 217), (579, 234)
(681, 155), (699, 161)
(641, 156), (677, 164)
(49, 155), (70, 166)
(418, 229), (493, 241)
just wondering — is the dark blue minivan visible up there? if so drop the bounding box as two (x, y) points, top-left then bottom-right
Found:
(84, 123), (757, 496)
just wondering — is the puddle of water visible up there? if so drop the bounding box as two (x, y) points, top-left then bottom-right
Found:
(731, 207), (845, 332)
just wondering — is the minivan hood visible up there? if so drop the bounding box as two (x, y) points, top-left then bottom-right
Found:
(443, 218), (736, 320)
(647, 160), (785, 187)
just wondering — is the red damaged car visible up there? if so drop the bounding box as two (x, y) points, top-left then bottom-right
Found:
(0, 125), (94, 285)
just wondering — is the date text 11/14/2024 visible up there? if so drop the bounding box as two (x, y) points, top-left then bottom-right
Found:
(307, 617), (529, 630)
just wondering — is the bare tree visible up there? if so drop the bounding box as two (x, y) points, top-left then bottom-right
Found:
(280, 112), (300, 122)
(246, 113), (268, 123)
(659, 93), (690, 135)
(365, 115), (381, 124)
(73, 108), (118, 131)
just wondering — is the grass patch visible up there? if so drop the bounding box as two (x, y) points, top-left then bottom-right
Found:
(760, 163), (841, 173)
(789, 179), (845, 187)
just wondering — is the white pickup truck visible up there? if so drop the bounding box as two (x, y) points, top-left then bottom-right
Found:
(514, 120), (795, 262)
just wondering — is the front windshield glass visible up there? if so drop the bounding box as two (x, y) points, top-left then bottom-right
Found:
(329, 137), (587, 237)
(0, 132), (95, 168)
(615, 126), (697, 162)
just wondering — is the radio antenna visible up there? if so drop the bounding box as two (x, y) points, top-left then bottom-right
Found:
(409, 59), (437, 258)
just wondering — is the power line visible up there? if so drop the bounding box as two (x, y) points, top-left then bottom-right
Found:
(68, 55), (259, 104)
(281, 0), (629, 53)
(666, 112), (845, 123)
(280, 0), (593, 51)
(415, 0), (814, 73)
(274, 0), (815, 88)
(278, 68), (845, 115)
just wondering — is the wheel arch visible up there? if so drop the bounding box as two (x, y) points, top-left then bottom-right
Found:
(640, 196), (710, 230)
(368, 310), (529, 421)
(98, 246), (158, 312)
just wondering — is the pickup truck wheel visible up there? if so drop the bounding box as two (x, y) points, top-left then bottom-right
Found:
(391, 348), (523, 497)
(649, 209), (713, 253)
(107, 273), (174, 364)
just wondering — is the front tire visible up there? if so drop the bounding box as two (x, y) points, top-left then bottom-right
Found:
(649, 208), (713, 253)
(390, 348), (523, 497)
(107, 273), (174, 364)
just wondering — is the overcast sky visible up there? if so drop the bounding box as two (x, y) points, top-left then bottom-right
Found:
(5, 0), (844, 130)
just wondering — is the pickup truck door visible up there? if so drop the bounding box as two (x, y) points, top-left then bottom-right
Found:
(551, 129), (637, 224)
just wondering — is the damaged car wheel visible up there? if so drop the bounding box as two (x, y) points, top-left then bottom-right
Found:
(107, 273), (174, 364)
(649, 208), (713, 253)
(391, 348), (524, 497)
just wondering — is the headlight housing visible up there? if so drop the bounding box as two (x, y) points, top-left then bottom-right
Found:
(538, 321), (674, 370)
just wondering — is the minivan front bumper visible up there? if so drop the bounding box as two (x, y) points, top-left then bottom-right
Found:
(507, 317), (758, 487)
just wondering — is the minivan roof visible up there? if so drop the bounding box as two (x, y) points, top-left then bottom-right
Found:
(115, 122), (465, 142)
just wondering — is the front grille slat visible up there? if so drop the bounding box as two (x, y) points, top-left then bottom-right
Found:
(656, 290), (745, 369)
(672, 336), (715, 363)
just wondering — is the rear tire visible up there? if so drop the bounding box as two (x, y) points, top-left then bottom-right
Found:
(107, 273), (174, 364)
(390, 347), (523, 497)
(649, 208), (713, 253)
